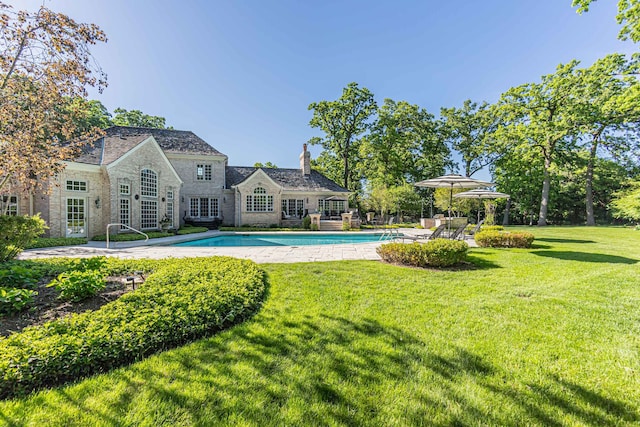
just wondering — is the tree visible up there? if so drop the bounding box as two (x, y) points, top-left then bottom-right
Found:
(493, 61), (582, 225)
(67, 98), (112, 134)
(308, 82), (377, 191)
(573, 0), (640, 42)
(611, 180), (640, 221)
(253, 162), (278, 168)
(440, 100), (497, 177)
(573, 54), (640, 224)
(111, 108), (171, 129)
(363, 99), (451, 187)
(0, 2), (107, 193)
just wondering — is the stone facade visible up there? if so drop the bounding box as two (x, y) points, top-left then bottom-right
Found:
(4, 126), (350, 236)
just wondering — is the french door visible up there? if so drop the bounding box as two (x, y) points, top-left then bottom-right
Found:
(66, 198), (87, 237)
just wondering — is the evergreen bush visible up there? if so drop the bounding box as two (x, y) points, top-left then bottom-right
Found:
(377, 239), (468, 268)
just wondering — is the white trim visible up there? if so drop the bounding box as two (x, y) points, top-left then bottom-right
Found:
(232, 169), (282, 191)
(63, 161), (102, 173)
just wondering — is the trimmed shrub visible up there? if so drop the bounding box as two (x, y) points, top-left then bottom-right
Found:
(310, 223), (319, 231)
(475, 231), (535, 248)
(481, 225), (504, 232)
(0, 287), (37, 315)
(377, 239), (468, 268)
(91, 231), (173, 242)
(47, 270), (106, 302)
(0, 215), (47, 262)
(302, 216), (311, 230)
(25, 237), (87, 249)
(176, 226), (208, 235)
(0, 256), (267, 399)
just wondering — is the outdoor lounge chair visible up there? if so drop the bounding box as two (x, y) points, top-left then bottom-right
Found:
(465, 219), (484, 238)
(426, 224), (447, 240)
(448, 225), (467, 240)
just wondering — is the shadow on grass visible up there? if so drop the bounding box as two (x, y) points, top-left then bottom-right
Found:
(465, 254), (501, 270)
(22, 314), (638, 426)
(536, 238), (596, 244)
(532, 250), (638, 264)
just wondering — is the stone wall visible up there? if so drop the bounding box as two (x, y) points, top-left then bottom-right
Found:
(106, 140), (182, 233)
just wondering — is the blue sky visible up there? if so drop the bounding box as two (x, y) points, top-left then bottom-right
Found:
(12, 1), (636, 178)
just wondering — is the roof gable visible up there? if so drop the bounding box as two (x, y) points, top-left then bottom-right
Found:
(226, 166), (349, 193)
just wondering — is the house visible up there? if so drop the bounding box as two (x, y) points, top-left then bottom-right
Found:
(1, 126), (351, 238)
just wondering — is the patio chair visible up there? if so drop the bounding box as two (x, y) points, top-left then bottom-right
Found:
(465, 219), (484, 238)
(448, 225), (467, 240)
(426, 224), (447, 240)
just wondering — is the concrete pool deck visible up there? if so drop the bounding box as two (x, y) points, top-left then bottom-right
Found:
(19, 229), (477, 264)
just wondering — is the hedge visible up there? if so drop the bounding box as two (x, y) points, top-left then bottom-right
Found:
(0, 256), (267, 399)
(474, 230), (535, 248)
(25, 237), (87, 249)
(377, 239), (468, 268)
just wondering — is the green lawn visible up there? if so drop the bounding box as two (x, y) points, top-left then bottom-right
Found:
(1, 227), (639, 426)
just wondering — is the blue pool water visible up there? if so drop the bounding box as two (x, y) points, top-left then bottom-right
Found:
(173, 233), (389, 247)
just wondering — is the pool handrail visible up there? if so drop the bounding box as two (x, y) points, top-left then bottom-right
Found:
(106, 223), (149, 248)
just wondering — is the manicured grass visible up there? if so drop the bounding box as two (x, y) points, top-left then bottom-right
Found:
(1, 227), (639, 425)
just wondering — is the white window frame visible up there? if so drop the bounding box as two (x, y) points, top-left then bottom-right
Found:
(1, 195), (18, 216)
(66, 180), (87, 192)
(196, 164), (212, 181)
(246, 187), (273, 212)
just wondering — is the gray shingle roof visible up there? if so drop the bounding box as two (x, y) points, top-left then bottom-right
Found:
(226, 166), (350, 193)
(104, 126), (224, 156)
(74, 126), (224, 165)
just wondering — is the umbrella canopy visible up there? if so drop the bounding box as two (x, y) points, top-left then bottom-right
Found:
(453, 189), (510, 199)
(415, 174), (494, 217)
(454, 189), (510, 223)
(414, 174), (494, 190)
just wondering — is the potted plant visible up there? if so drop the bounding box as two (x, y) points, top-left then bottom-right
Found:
(159, 214), (172, 232)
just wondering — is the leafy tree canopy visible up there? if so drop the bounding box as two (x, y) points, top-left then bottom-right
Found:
(573, 0), (640, 42)
(0, 2), (107, 193)
(111, 107), (172, 129)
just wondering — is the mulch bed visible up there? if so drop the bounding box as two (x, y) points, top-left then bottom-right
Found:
(1, 277), (136, 337)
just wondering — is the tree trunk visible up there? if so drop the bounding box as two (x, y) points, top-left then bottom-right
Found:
(537, 152), (552, 226)
(502, 198), (511, 225)
(585, 130), (602, 226)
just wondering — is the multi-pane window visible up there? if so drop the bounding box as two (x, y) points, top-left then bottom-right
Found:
(196, 164), (212, 181)
(66, 180), (87, 191)
(141, 200), (158, 229)
(119, 199), (130, 230)
(319, 199), (346, 216)
(282, 199), (304, 217)
(66, 198), (86, 236)
(1, 195), (18, 216)
(189, 197), (219, 218)
(140, 169), (157, 197)
(165, 190), (174, 227)
(119, 183), (130, 196)
(246, 187), (273, 212)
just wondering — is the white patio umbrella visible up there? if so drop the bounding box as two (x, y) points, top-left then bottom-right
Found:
(415, 174), (494, 232)
(415, 174), (494, 214)
(454, 189), (510, 223)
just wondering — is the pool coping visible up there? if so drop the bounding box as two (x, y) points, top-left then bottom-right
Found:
(19, 229), (476, 263)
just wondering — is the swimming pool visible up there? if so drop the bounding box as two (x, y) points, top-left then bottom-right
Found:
(173, 233), (391, 247)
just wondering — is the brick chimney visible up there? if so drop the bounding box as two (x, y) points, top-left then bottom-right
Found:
(300, 143), (311, 176)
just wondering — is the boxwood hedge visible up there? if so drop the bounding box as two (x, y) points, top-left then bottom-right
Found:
(474, 230), (535, 248)
(377, 239), (468, 268)
(0, 256), (267, 399)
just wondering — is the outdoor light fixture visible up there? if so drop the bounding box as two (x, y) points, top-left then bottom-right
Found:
(95, 197), (101, 208)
